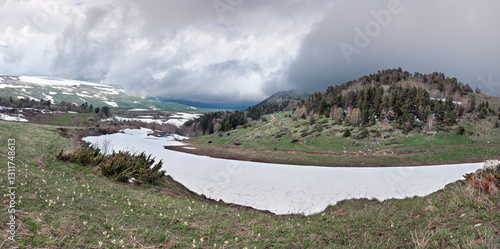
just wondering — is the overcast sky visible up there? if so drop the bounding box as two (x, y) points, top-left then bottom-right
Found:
(1, 0), (499, 103)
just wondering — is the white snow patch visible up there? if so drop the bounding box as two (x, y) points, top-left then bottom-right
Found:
(43, 93), (54, 104)
(113, 114), (197, 127)
(430, 98), (462, 105)
(94, 86), (123, 95)
(103, 101), (118, 107)
(172, 134), (189, 140)
(0, 84), (32, 89)
(17, 95), (38, 101)
(165, 113), (203, 127)
(76, 93), (92, 98)
(170, 112), (203, 120)
(128, 109), (149, 111)
(189, 106), (197, 110)
(84, 128), (484, 215)
(165, 119), (186, 127)
(20, 76), (107, 87)
(0, 113), (28, 122)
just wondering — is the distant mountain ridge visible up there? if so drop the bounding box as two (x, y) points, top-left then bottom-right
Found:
(154, 97), (257, 111)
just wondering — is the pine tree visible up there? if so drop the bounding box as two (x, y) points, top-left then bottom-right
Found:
(101, 106), (110, 117)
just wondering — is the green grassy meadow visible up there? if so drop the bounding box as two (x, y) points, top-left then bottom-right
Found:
(0, 120), (499, 248)
(187, 111), (500, 167)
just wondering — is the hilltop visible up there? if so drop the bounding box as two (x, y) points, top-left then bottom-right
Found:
(258, 89), (311, 105)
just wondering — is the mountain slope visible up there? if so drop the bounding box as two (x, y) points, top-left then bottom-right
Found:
(258, 89), (310, 105)
(0, 75), (203, 112)
(183, 68), (500, 137)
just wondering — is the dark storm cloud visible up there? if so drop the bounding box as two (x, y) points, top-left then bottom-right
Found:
(287, 0), (500, 96)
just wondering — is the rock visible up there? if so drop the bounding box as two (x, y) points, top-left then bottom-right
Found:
(484, 160), (499, 169)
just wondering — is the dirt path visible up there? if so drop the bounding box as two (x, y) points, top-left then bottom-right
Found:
(373, 142), (500, 154)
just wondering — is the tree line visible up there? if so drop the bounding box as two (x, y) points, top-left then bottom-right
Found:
(0, 96), (111, 117)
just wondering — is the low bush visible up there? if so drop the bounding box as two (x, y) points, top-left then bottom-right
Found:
(57, 144), (165, 185)
(463, 166), (500, 194)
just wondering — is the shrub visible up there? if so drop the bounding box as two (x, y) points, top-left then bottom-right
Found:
(57, 145), (165, 185)
(357, 128), (369, 139)
(457, 126), (465, 135)
(301, 131), (312, 137)
(463, 166), (500, 194)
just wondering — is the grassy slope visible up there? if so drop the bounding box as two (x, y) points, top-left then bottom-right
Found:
(0, 120), (499, 248)
(186, 110), (500, 167)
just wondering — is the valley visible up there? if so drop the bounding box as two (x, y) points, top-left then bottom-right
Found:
(1, 70), (499, 248)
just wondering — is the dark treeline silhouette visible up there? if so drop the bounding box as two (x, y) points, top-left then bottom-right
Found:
(0, 96), (110, 115)
(183, 111), (247, 136)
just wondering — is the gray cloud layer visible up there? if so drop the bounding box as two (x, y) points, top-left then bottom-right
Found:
(1, 0), (499, 103)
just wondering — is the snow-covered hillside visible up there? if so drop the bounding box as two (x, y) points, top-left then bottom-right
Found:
(0, 75), (201, 112)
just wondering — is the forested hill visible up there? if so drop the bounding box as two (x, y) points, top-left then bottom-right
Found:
(295, 68), (478, 126)
(183, 68), (499, 136)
